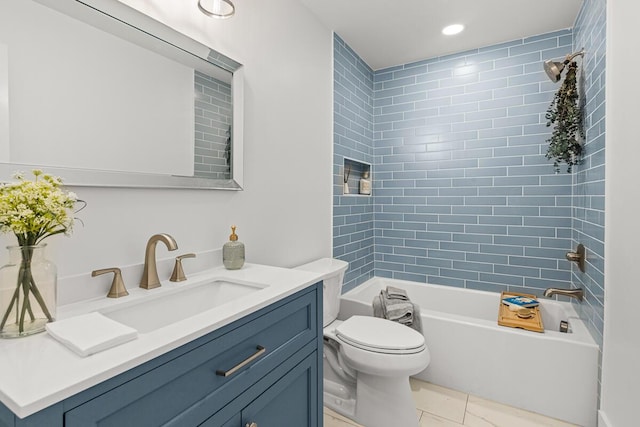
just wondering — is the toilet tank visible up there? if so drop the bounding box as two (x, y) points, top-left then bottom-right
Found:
(294, 258), (348, 327)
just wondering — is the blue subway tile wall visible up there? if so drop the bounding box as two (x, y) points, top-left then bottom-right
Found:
(372, 31), (574, 296)
(573, 0), (606, 362)
(333, 34), (375, 292)
(194, 71), (232, 179)
(333, 18), (605, 354)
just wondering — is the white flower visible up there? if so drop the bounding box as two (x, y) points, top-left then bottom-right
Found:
(0, 170), (81, 246)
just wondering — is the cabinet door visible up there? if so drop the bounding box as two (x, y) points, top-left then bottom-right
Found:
(220, 414), (241, 427)
(241, 352), (318, 427)
(64, 287), (319, 427)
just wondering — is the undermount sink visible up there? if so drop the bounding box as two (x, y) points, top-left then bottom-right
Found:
(102, 279), (267, 333)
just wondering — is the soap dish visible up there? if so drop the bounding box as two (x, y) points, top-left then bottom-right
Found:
(516, 308), (534, 319)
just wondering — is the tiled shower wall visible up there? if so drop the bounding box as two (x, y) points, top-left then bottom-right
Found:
(333, 2), (605, 347)
(572, 0), (606, 350)
(333, 34), (375, 292)
(372, 31), (575, 295)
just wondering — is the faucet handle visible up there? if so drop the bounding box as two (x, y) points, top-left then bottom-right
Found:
(170, 253), (196, 282)
(565, 243), (586, 273)
(92, 267), (129, 298)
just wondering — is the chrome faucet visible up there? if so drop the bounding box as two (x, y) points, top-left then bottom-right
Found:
(140, 233), (178, 289)
(543, 287), (584, 301)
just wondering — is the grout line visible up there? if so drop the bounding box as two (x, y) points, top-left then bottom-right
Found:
(462, 393), (470, 425)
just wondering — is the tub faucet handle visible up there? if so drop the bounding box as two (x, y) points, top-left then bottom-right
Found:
(170, 253), (196, 282)
(565, 243), (586, 273)
(92, 267), (129, 298)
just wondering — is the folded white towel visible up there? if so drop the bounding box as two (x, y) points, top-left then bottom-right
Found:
(46, 312), (138, 357)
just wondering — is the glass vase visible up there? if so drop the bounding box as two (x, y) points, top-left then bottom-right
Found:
(0, 244), (57, 338)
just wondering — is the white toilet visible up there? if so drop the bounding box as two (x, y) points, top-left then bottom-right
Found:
(296, 258), (430, 427)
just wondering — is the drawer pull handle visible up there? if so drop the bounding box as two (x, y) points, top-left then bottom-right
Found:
(246, 423), (258, 427)
(216, 345), (266, 377)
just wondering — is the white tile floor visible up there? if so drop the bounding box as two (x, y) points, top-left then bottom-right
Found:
(323, 378), (579, 427)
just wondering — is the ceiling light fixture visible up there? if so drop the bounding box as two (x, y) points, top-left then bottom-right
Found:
(198, 0), (235, 19)
(442, 24), (464, 36)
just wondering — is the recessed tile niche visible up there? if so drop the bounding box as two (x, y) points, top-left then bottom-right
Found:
(342, 158), (371, 196)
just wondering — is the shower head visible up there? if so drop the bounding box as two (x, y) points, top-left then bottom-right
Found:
(544, 60), (565, 83)
(543, 49), (585, 83)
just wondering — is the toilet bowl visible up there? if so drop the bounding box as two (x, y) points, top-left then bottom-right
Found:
(295, 258), (430, 427)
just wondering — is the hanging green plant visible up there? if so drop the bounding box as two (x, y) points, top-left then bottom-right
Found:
(545, 61), (584, 173)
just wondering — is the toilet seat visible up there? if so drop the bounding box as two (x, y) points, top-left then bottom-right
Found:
(335, 316), (425, 355)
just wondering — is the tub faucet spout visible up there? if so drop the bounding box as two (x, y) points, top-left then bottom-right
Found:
(543, 287), (584, 301)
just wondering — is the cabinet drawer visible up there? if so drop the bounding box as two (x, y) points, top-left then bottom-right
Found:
(65, 287), (318, 427)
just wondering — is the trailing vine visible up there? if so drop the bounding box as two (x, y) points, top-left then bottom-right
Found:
(545, 61), (584, 173)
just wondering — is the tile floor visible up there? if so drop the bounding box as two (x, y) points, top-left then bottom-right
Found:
(323, 378), (579, 427)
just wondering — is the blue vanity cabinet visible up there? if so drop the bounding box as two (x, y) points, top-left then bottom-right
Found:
(201, 349), (318, 427)
(0, 282), (323, 427)
(240, 352), (316, 427)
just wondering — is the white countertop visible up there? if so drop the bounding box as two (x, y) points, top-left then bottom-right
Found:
(0, 263), (322, 419)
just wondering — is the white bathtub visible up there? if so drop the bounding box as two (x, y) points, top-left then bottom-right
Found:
(339, 277), (599, 427)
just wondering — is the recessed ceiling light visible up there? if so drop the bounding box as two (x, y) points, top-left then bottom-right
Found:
(442, 24), (465, 36)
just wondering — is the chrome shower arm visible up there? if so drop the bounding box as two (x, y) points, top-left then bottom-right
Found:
(564, 49), (585, 63)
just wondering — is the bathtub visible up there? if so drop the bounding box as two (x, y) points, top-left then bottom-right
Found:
(339, 277), (599, 427)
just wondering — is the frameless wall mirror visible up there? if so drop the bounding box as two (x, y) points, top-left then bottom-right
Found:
(0, 0), (244, 190)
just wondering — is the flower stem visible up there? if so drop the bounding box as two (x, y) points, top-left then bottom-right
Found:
(1, 245), (53, 335)
(18, 262), (37, 332)
(19, 278), (29, 333)
(0, 284), (20, 330)
(28, 274), (53, 322)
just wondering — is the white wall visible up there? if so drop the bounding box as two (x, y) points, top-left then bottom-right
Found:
(600, 0), (640, 425)
(0, 0), (333, 286)
(0, 44), (8, 162)
(1, 0), (194, 175)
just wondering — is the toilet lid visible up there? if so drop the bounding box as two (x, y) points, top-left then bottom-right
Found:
(335, 316), (425, 354)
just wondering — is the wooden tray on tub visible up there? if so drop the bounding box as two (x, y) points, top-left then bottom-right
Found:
(497, 291), (544, 333)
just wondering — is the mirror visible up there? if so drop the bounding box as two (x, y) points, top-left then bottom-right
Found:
(0, 0), (244, 189)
